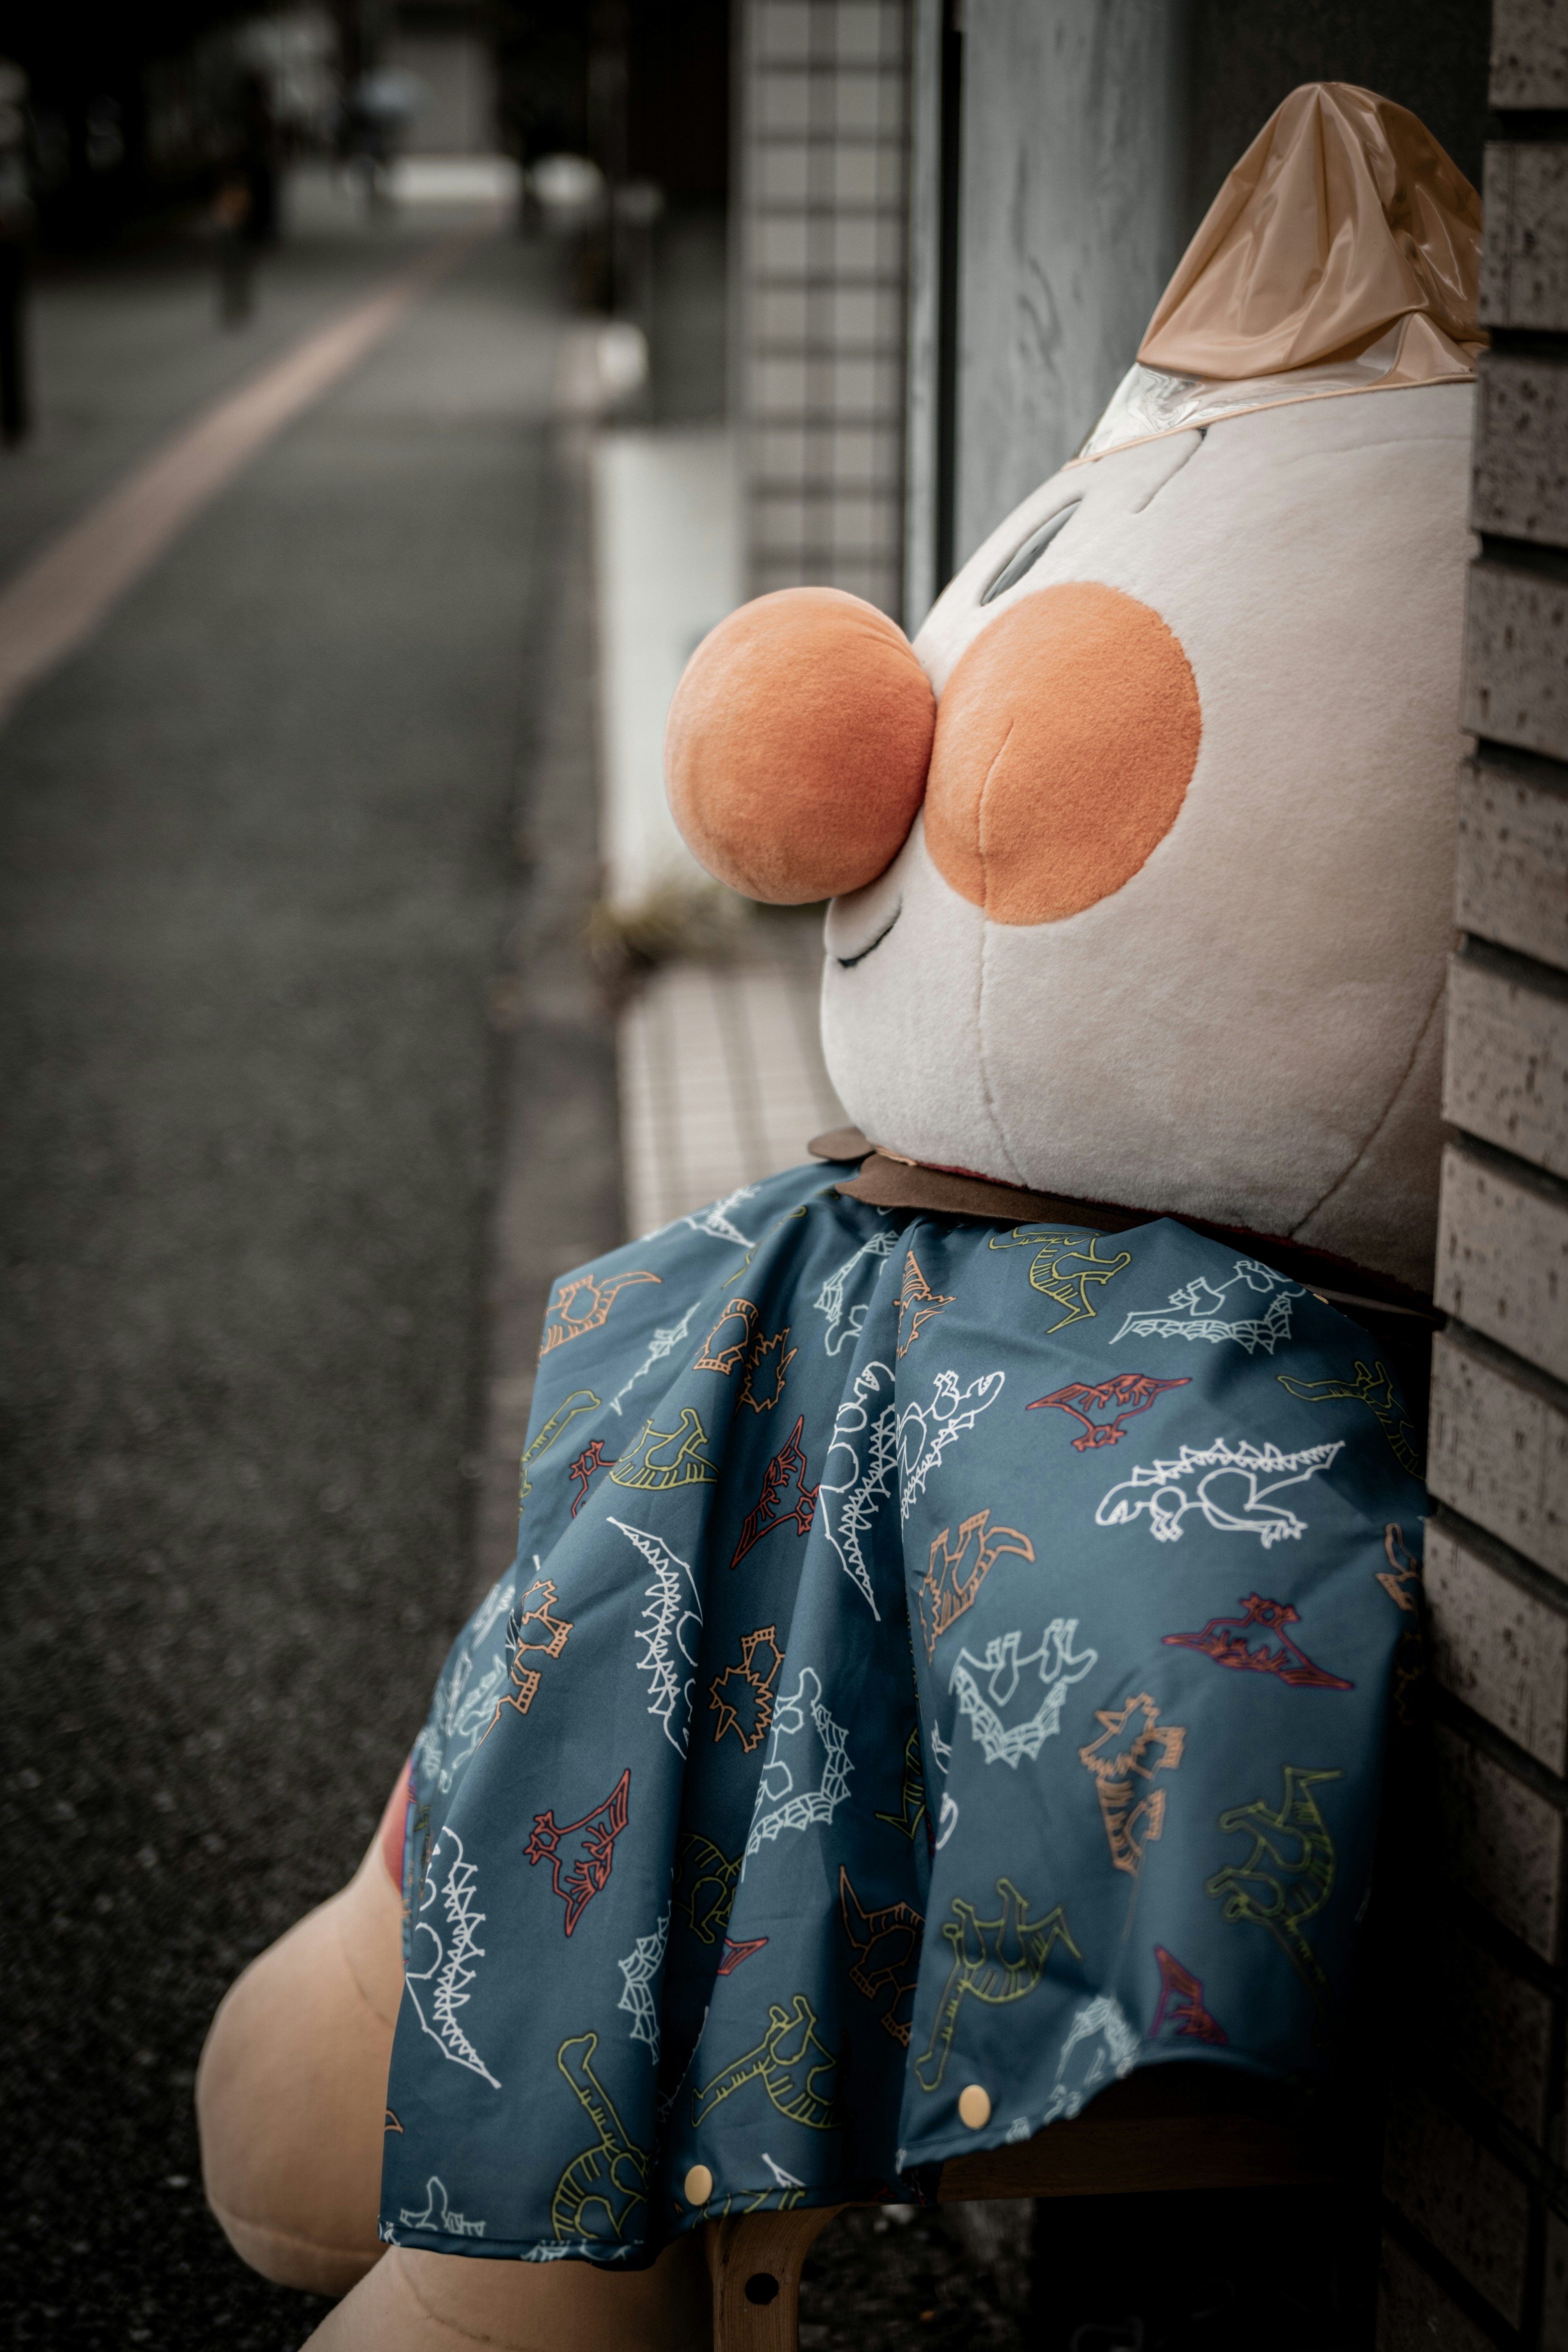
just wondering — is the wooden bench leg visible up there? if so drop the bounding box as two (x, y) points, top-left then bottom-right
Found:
(704, 2202), (846, 2352)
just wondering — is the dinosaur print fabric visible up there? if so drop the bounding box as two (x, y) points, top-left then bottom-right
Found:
(381, 1160), (1418, 2263)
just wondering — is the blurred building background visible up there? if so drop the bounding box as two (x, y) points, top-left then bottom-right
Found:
(5, 4), (1564, 2350)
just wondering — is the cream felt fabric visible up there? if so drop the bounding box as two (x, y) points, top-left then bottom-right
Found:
(196, 1830), (403, 2298)
(821, 382), (1472, 1288)
(300, 2236), (711, 2351)
(1292, 983), (1447, 1271)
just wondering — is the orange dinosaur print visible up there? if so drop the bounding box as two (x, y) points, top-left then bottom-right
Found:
(695, 1296), (798, 1412)
(540, 1269), (660, 1356)
(896, 1248), (954, 1357)
(512, 1577), (574, 1662)
(917, 1508), (1034, 1659)
(709, 1626), (784, 1753)
(1078, 1693), (1187, 1878)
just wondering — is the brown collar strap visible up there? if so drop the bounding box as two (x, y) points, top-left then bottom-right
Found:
(806, 1129), (1437, 1323)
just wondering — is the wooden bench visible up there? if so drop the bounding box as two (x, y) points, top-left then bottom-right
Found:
(702, 2068), (1337, 2351)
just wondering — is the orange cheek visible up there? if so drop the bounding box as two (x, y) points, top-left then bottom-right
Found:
(924, 581), (1202, 926)
(665, 587), (936, 904)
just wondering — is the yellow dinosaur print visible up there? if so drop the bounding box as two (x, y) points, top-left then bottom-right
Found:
(551, 2032), (649, 2245)
(915, 1878), (1080, 2093)
(691, 1993), (840, 2130)
(609, 1406), (718, 1490)
(988, 1227), (1133, 1334)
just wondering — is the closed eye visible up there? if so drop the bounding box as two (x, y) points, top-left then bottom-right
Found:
(981, 501), (1081, 605)
(835, 903), (902, 967)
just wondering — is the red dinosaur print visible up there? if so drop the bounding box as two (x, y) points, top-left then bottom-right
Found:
(730, 1416), (819, 1567)
(524, 1767), (632, 1935)
(716, 1936), (769, 1976)
(1150, 1945), (1227, 2045)
(1163, 1594), (1353, 1691)
(1028, 1372), (1190, 1450)
(568, 1437), (617, 1515)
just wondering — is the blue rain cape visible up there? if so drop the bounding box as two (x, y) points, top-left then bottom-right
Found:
(381, 1158), (1422, 2261)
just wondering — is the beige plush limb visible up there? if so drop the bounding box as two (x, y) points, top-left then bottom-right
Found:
(300, 2236), (712, 2351)
(196, 1802), (405, 2298)
(200, 1789), (712, 2345)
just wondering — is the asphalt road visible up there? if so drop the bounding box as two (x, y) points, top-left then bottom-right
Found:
(0, 209), (583, 2349)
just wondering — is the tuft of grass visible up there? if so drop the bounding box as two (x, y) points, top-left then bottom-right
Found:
(586, 878), (751, 1000)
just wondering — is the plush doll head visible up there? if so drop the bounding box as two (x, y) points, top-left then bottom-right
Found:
(666, 85), (1481, 1293)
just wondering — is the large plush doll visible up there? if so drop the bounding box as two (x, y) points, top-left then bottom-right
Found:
(198, 85), (1479, 2350)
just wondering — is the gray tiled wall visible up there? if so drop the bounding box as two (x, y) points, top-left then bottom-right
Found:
(733, 0), (912, 616)
(1381, 4), (1568, 2344)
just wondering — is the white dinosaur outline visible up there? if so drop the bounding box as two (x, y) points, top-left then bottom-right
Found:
(950, 1620), (1098, 1768)
(616, 1907), (671, 2061)
(684, 1186), (760, 1248)
(399, 2176), (486, 2238)
(612, 1518), (703, 1753)
(405, 1826), (501, 2088)
(897, 1368), (1006, 1522)
(1041, 1995), (1139, 2125)
(745, 1667), (853, 1856)
(1110, 1258), (1305, 1356)
(813, 1225), (898, 1355)
(816, 1356), (898, 1618)
(413, 1574), (517, 1793)
(608, 1301), (702, 1417)
(522, 2240), (639, 2265)
(1095, 1435), (1345, 1549)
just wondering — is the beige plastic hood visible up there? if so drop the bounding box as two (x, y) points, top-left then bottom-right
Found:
(1080, 81), (1482, 462)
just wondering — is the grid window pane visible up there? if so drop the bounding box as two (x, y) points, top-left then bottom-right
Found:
(755, 287), (811, 342)
(756, 72), (813, 134)
(755, 2), (811, 64)
(757, 143), (811, 202)
(753, 214), (810, 272)
(740, 0), (909, 618)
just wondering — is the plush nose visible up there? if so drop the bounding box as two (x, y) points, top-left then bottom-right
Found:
(665, 586), (936, 903)
(925, 582), (1201, 925)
